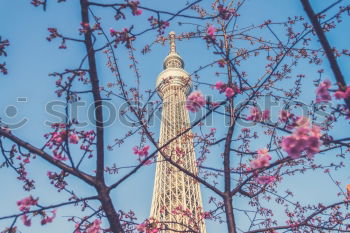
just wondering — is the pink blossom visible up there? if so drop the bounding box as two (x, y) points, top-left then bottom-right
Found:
(53, 150), (67, 161)
(21, 214), (31, 227)
(136, 222), (147, 232)
(279, 110), (291, 122)
(69, 133), (79, 144)
(296, 116), (309, 127)
(143, 159), (152, 165)
(281, 118), (321, 159)
(218, 59), (226, 67)
(75, 223), (82, 233)
(207, 25), (216, 37)
(136, 219), (159, 233)
(213, 81), (226, 92)
(133, 145), (150, 157)
(225, 87), (235, 98)
(334, 87), (350, 99)
(41, 209), (57, 225)
(246, 107), (261, 122)
(261, 110), (270, 121)
(134, 9), (142, 15)
(316, 79), (331, 103)
(201, 211), (212, 219)
(250, 149), (272, 169)
(256, 175), (276, 184)
(17, 196), (38, 212)
(186, 91), (206, 112)
(217, 4), (236, 20)
(86, 219), (102, 233)
(109, 28), (116, 36)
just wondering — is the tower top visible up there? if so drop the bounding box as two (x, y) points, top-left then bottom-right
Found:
(156, 31), (191, 98)
(162, 31), (184, 70)
(169, 31), (176, 54)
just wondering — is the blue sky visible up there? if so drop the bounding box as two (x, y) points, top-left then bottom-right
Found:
(1, 0), (350, 232)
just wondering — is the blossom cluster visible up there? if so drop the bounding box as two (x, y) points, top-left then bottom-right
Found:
(186, 91), (206, 112)
(133, 145), (150, 156)
(47, 170), (68, 191)
(250, 149), (272, 169)
(315, 79), (350, 103)
(110, 28), (135, 49)
(133, 145), (152, 165)
(148, 16), (170, 35)
(217, 4), (237, 20)
(136, 218), (159, 233)
(246, 106), (270, 122)
(17, 196), (57, 227)
(17, 196), (38, 212)
(281, 117), (321, 159)
(335, 86), (350, 99)
(75, 219), (102, 233)
(256, 175), (276, 185)
(44, 124), (80, 161)
(315, 79), (332, 103)
(213, 81), (238, 99)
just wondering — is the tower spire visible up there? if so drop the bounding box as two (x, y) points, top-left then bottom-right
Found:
(162, 32), (184, 70)
(169, 31), (176, 54)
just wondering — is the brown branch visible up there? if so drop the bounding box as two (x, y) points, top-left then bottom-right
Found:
(300, 0), (350, 110)
(0, 196), (98, 221)
(80, 0), (105, 182)
(0, 129), (95, 186)
(79, 1), (123, 233)
(244, 200), (350, 233)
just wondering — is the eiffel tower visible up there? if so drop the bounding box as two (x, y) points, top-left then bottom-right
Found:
(150, 31), (206, 233)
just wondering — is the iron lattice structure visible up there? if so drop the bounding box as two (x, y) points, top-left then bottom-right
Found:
(150, 32), (206, 233)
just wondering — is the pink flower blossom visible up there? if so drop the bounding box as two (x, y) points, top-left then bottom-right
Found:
(136, 222), (147, 232)
(86, 219), (102, 233)
(41, 209), (57, 225)
(316, 79), (332, 103)
(136, 219), (159, 233)
(17, 196), (38, 212)
(334, 86), (350, 99)
(53, 150), (67, 161)
(246, 107), (261, 122)
(218, 59), (226, 67)
(207, 25), (216, 37)
(109, 28), (116, 36)
(21, 214), (31, 226)
(213, 81), (226, 92)
(134, 9), (142, 15)
(250, 149), (272, 169)
(279, 110), (291, 122)
(261, 110), (270, 121)
(225, 87), (235, 98)
(133, 145), (150, 157)
(281, 118), (321, 159)
(256, 175), (276, 184)
(186, 91), (206, 112)
(69, 133), (79, 144)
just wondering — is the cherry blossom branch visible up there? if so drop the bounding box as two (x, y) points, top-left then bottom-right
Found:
(0, 196), (97, 222)
(300, 0), (350, 109)
(89, 0), (217, 20)
(0, 128), (95, 186)
(244, 200), (350, 233)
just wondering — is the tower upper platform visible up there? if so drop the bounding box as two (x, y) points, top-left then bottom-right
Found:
(156, 31), (191, 98)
